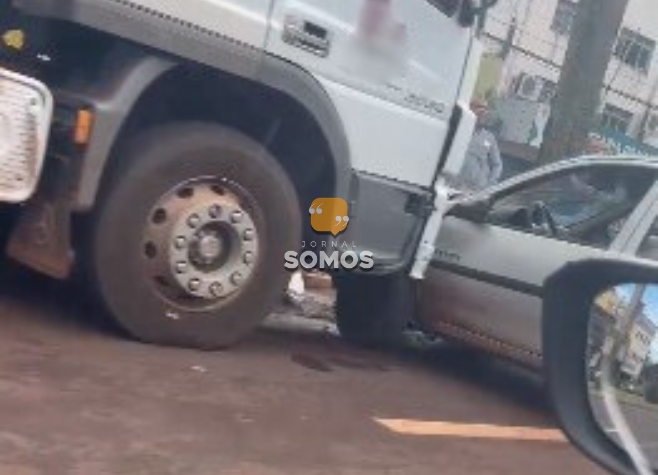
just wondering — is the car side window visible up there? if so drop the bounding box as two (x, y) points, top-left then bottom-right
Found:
(485, 167), (654, 249)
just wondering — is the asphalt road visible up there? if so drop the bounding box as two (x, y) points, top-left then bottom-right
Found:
(593, 393), (658, 467)
(620, 401), (658, 466)
(0, 269), (607, 475)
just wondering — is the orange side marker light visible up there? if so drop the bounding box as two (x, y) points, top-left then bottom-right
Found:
(74, 109), (94, 145)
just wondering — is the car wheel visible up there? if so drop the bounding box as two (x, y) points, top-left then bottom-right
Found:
(335, 273), (414, 348)
(90, 122), (301, 349)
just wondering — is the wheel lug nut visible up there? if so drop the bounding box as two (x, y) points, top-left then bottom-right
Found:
(243, 229), (255, 241)
(243, 252), (254, 265)
(187, 214), (201, 228)
(209, 282), (223, 297)
(208, 205), (222, 219)
(231, 272), (244, 286)
(230, 211), (243, 224)
(174, 237), (187, 249)
(175, 261), (189, 274)
(188, 279), (201, 292)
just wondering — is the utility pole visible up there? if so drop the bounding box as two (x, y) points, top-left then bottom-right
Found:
(538, 0), (630, 164)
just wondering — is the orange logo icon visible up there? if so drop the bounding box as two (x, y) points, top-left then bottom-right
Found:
(309, 198), (350, 236)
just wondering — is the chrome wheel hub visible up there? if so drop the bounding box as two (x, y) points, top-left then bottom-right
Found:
(191, 231), (225, 266)
(142, 180), (260, 304)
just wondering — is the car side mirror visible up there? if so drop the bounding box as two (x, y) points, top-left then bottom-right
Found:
(458, 0), (477, 27)
(459, 0), (498, 27)
(449, 197), (492, 223)
(544, 260), (658, 475)
(478, 0), (499, 10)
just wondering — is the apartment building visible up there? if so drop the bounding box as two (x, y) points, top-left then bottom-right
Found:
(483, 0), (658, 148)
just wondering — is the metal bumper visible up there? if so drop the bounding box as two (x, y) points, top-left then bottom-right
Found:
(0, 67), (52, 202)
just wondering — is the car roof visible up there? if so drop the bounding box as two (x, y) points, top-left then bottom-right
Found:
(452, 155), (658, 203)
(549, 155), (658, 169)
(488, 154), (658, 193)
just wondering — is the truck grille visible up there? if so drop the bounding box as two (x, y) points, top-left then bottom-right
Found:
(0, 67), (52, 202)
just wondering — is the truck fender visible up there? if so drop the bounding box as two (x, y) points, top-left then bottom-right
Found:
(68, 52), (353, 211)
(72, 49), (176, 211)
(258, 56), (352, 201)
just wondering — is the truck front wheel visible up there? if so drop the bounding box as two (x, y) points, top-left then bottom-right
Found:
(335, 273), (414, 348)
(90, 123), (301, 349)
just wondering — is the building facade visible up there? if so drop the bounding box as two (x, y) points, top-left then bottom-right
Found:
(622, 313), (657, 379)
(483, 0), (658, 148)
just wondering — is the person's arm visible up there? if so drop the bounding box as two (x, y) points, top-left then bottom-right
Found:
(488, 134), (503, 185)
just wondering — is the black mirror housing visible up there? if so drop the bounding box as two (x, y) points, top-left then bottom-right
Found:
(458, 0), (477, 27)
(452, 0), (498, 28)
(449, 197), (492, 223)
(544, 260), (658, 475)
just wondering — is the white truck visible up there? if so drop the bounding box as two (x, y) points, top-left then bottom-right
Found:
(0, 0), (494, 349)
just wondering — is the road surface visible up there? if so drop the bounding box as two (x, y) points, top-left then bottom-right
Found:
(592, 393), (658, 467)
(0, 269), (607, 475)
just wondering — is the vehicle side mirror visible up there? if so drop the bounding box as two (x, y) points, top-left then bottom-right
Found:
(544, 260), (658, 475)
(478, 0), (499, 10)
(449, 197), (492, 223)
(459, 0), (498, 27)
(458, 0), (477, 27)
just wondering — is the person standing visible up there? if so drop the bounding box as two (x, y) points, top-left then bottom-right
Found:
(459, 100), (503, 192)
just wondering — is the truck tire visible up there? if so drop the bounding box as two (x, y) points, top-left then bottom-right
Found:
(90, 123), (301, 349)
(335, 273), (413, 348)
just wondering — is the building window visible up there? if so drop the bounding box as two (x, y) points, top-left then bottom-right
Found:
(614, 28), (656, 74)
(551, 0), (577, 36)
(600, 104), (633, 134)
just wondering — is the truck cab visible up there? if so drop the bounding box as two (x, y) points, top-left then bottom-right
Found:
(0, 0), (493, 348)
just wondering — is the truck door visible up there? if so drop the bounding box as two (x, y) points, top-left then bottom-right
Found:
(265, 0), (473, 188)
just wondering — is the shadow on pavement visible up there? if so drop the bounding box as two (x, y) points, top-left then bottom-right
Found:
(0, 264), (551, 424)
(406, 341), (550, 414)
(0, 259), (124, 338)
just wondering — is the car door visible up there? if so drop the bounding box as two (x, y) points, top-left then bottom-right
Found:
(418, 163), (657, 364)
(265, 0), (473, 187)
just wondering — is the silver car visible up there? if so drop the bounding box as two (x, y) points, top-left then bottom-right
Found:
(417, 156), (658, 368)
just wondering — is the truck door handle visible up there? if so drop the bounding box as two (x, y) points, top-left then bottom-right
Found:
(283, 17), (331, 58)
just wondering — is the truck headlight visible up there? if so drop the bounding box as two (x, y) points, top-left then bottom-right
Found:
(1, 29), (26, 52)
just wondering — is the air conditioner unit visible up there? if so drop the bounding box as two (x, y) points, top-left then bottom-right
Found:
(514, 74), (542, 101)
